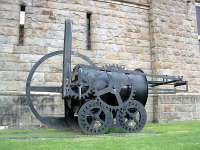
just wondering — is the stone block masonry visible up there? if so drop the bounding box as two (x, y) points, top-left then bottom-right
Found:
(153, 94), (200, 123)
(0, 0), (200, 127)
(0, 93), (199, 128)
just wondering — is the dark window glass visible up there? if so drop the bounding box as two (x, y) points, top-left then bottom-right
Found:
(19, 5), (25, 45)
(86, 12), (91, 50)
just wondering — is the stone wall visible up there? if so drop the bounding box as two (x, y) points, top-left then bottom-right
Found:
(153, 94), (200, 123)
(0, 0), (200, 128)
(0, 93), (153, 128)
(149, 0), (200, 122)
(0, 0), (151, 93)
(150, 0), (200, 92)
(0, 94), (64, 128)
(1, 93), (200, 128)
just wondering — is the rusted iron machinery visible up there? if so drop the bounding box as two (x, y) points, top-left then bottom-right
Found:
(26, 20), (188, 134)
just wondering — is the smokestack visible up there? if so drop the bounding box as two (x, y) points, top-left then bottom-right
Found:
(63, 19), (72, 97)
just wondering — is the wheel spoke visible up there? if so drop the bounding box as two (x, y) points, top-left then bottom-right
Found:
(96, 108), (102, 116)
(97, 87), (110, 96)
(115, 92), (123, 105)
(30, 86), (62, 93)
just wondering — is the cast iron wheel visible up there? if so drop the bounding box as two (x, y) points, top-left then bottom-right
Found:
(116, 100), (147, 133)
(78, 100), (113, 134)
(26, 50), (97, 127)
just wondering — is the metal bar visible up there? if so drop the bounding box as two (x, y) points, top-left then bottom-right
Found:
(30, 86), (62, 93)
(174, 81), (187, 87)
(149, 80), (180, 87)
(63, 19), (72, 97)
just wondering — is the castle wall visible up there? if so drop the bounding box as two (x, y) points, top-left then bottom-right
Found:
(150, 0), (200, 92)
(0, 0), (200, 128)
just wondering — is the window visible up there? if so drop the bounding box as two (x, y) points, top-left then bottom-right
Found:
(86, 12), (92, 50)
(18, 5), (26, 45)
(196, 4), (200, 45)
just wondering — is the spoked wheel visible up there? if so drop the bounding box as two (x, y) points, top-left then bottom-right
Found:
(78, 100), (113, 134)
(116, 100), (147, 133)
(26, 50), (66, 127)
(26, 50), (97, 128)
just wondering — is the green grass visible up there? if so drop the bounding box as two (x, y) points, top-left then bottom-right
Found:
(0, 121), (200, 150)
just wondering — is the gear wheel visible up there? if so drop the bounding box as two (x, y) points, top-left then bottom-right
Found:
(95, 86), (135, 111)
(103, 64), (125, 72)
(94, 73), (136, 111)
(78, 100), (113, 134)
(116, 100), (147, 133)
(66, 83), (93, 99)
(65, 65), (94, 99)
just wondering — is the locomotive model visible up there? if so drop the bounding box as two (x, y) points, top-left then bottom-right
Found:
(26, 19), (188, 134)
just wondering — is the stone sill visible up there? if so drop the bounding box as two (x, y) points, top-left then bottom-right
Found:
(98, 0), (150, 8)
(149, 93), (200, 96)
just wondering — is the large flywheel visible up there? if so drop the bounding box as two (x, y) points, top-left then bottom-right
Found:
(26, 50), (97, 127)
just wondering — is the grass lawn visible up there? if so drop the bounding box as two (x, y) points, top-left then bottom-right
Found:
(0, 121), (200, 150)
